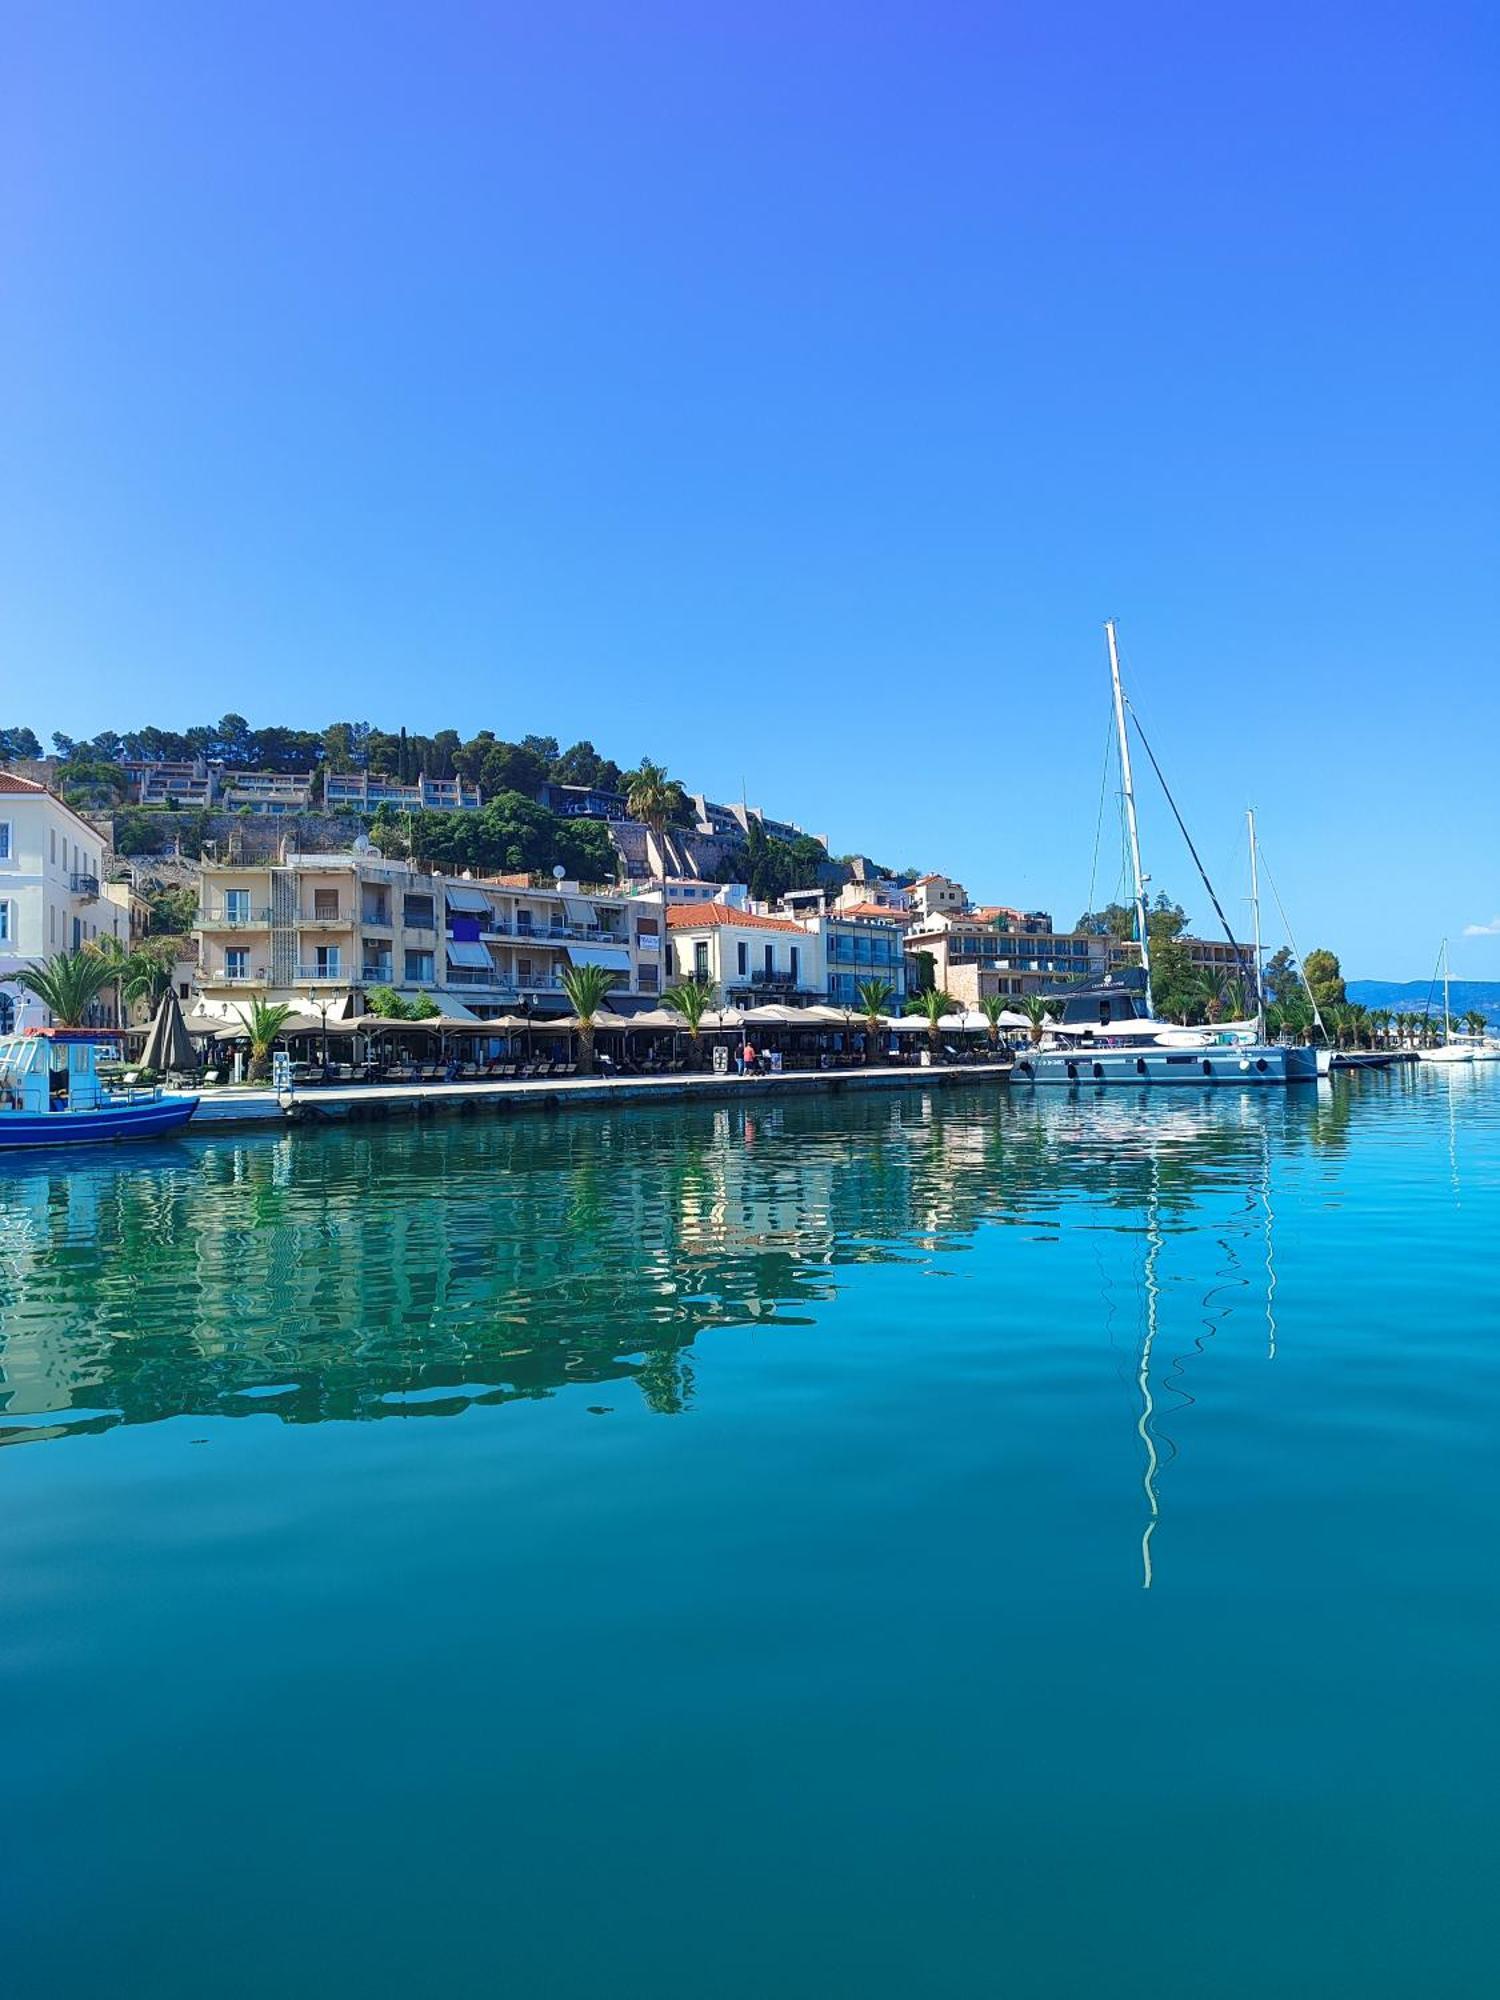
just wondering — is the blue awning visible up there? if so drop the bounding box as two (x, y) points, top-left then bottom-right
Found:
(567, 945), (631, 972)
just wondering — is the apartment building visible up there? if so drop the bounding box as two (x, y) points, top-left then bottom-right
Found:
(322, 772), (482, 813)
(777, 888), (910, 1008)
(0, 774), (126, 1029)
(906, 908), (1104, 1002)
(220, 770), (314, 813)
(665, 903), (826, 1007)
(907, 873), (967, 922)
(194, 853), (650, 1019)
(1107, 935), (1255, 988)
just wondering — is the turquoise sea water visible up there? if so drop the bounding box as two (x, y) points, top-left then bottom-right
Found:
(4, 1069), (1499, 1997)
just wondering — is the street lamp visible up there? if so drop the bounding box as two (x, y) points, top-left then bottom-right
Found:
(307, 990), (332, 1075)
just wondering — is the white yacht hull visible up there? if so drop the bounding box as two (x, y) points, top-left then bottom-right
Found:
(1015, 1044), (1318, 1086)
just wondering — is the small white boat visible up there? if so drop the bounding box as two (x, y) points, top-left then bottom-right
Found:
(1420, 942), (1481, 1063)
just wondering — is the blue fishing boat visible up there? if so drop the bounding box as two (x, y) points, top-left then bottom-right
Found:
(0, 1028), (199, 1148)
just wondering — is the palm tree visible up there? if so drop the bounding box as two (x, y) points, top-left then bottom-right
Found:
(854, 976), (895, 1065)
(977, 991), (1009, 1053)
(906, 986), (955, 1061)
(560, 962), (618, 1077)
(663, 976), (716, 1068)
(1018, 993), (1055, 1047)
(1464, 1010), (1488, 1039)
(625, 760), (685, 884)
(3, 947), (118, 1028)
(92, 935), (177, 1020)
(235, 997), (294, 1082)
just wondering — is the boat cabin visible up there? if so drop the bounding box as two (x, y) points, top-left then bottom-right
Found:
(0, 1028), (121, 1114)
(1049, 979), (1153, 1031)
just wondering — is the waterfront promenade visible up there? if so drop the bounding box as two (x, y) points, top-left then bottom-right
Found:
(188, 1057), (1015, 1129)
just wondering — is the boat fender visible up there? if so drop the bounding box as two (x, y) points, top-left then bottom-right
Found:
(1065, 1061), (1078, 1080)
(1256, 1058), (1268, 1073)
(1092, 1062), (1104, 1079)
(1135, 1058), (1148, 1076)
(1201, 1059), (1213, 1075)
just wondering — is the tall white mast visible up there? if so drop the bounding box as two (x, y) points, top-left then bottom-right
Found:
(1106, 620), (1153, 1017)
(1247, 806), (1266, 1039)
(1442, 937), (1452, 1044)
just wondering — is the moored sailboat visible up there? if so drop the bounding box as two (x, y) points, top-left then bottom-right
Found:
(1016, 624), (1316, 1088)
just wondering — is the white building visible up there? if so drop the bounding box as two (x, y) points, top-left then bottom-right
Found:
(0, 774), (126, 1029)
(665, 902), (826, 1006)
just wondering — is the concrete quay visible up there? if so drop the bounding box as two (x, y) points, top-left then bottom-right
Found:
(187, 1060), (1014, 1131)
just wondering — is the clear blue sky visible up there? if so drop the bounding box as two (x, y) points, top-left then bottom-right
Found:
(4, 3), (1496, 978)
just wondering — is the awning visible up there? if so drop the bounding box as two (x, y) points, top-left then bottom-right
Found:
(566, 944), (631, 971)
(563, 897), (596, 925)
(446, 941), (493, 969)
(445, 886), (490, 913)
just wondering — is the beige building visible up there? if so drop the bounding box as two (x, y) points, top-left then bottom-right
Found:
(195, 853), (656, 1020)
(906, 908), (1105, 1001)
(907, 873), (967, 922)
(0, 773), (126, 1030)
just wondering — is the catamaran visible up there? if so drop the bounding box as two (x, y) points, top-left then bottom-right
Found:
(1014, 624), (1317, 1088)
(0, 1028), (200, 1148)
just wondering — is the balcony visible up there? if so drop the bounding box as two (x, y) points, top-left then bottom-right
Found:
(361, 908), (393, 929)
(300, 908), (352, 927)
(361, 960), (394, 984)
(200, 906), (272, 928)
(70, 873), (99, 899)
(294, 963), (347, 983)
(214, 970), (265, 985)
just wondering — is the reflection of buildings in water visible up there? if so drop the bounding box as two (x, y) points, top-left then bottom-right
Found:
(1, 1086), (1329, 1451)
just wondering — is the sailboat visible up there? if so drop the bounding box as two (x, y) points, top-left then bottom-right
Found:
(1015, 623), (1318, 1087)
(1420, 940), (1492, 1063)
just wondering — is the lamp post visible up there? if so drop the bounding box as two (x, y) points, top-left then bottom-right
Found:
(308, 991), (332, 1075)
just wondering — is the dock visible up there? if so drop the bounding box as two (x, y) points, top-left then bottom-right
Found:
(188, 1060), (1015, 1131)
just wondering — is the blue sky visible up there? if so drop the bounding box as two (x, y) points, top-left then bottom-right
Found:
(3, 2), (1495, 978)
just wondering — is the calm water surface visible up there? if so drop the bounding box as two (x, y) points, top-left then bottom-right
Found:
(4, 1070), (1499, 1996)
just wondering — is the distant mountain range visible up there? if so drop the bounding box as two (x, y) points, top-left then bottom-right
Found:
(1349, 979), (1500, 1023)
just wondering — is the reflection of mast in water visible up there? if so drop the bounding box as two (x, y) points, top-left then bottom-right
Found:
(1260, 1120), (1278, 1360)
(1137, 1149), (1163, 1590)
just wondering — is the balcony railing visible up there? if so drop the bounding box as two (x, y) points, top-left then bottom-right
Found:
(214, 970), (265, 984)
(294, 963), (346, 983)
(200, 906), (272, 927)
(361, 961), (394, 983)
(70, 873), (100, 898)
(300, 908), (352, 926)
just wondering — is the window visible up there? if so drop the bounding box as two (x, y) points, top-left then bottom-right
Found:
(178, 983), (190, 1000)
(516, 908), (533, 933)
(789, 945), (800, 985)
(0, 821), (10, 860)
(737, 941), (749, 977)
(315, 946), (340, 977)
(763, 944), (774, 975)
(225, 948), (248, 979)
(636, 915), (659, 937)
(693, 941), (710, 980)
(638, 964), (659, 993)
(226, 888), (251, 923)
(0, 901), (10, 942)
(50, 828), (56, 864)
(405, 950), (435, 983)
(72, 916), (81, 950)
(403, 896), (435, 929)
(313, 888), (340, 920)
